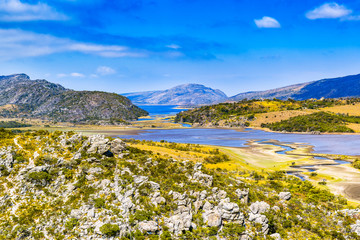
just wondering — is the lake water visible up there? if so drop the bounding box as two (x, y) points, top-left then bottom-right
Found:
(137, 105), (188, 117)
(119, 128), (360, 156)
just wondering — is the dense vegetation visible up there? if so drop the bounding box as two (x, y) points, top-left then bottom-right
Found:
(263, 111), (360, 133)
(175, 98), (357, 127)
(0, 121), (31, 128)
(0, 129), (359, 239)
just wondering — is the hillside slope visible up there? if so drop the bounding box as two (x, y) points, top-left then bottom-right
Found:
(230, 73), (360, 101)
(0, 74), (148, 123)
(0, 129), (358, 239)
(122, 84), (228, 105)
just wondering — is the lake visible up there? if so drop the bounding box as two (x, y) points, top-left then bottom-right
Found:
(137, 105), (188, 117)
(118, 128), (360, 156)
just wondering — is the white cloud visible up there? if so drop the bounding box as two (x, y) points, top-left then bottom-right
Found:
(0, 28), (148, 60)
(0, 0), (67, 21)
(70, 72), (85, 77)
(96, 66), (116, 75)
(306, 3), (352, 20)
(166, 44), (181, 49)
(254, 16), (281, 28)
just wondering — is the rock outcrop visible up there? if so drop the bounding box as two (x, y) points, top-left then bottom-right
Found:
(0, 74), (148, 123)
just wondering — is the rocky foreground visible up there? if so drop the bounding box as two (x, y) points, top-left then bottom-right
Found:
(0, 129), (359, 239)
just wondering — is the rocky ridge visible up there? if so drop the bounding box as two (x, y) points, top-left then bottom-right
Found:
(0, 129), (358, 239)
(0, 74), (148, 123)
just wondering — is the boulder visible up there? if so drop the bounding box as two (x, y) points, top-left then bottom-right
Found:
(235, 188), (249, 204)
(0, 149), (14, 170)
(351, 220), (360, 236)
(192, 171), (213, 187)
(249, 201), (270, 215)
(164, 213), (193, 235)
(87, 135), (110, 154)
(194, 162), (202, 171)
(270, 233), (282, 240)
(205, 212), (222, 227)
(110, 139), (127, 155)
(249, 213), (269, 234)
(279, 192), (291, 201)
(138, 221), (158, 233)
(218, 198), (244, 222)
(85, 135), (126, 156)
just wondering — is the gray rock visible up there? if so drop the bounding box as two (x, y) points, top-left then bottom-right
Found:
(270, 233), (282, 240)
(192, 171), (213, 187)
(279, 192), (291, 201)
(249, 213), (269, 234)
(151, 192), (166, 206)
(194, 200), (203, 213)
(205, 212), (222, 227)
(88, 167), (103, 175)
(164, 212), (193, 235)
(249, 201), (270, 215)
(235, 188), (249, 204)
(218, 198), (244, 222)
(138, 221), (158, 233)
(110, 139), (126, 154)
(70, 209), (83, 219)
(87, 135), (110, 155)
(0, 150), (14, 170)
(351, 220), (360, 236)
(133, 175), (148, 185)
(194, 162), (202, 171)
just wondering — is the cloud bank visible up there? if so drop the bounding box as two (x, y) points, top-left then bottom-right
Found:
(0, 28), (147, 60)
(0, 0), (67, 21)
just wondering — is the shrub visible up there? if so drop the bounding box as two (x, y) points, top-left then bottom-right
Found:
(100, 223), (120, 237)
(65, 218), (79, 230)
(221, 223), (245, 237)
(94, 198), (106, 208)
(28, 172), (51, 182)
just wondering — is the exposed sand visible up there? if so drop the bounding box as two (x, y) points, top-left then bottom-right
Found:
(316, 164), (360, 202)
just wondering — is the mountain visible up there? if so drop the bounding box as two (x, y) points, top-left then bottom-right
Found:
(230, 73), (360, 101)
(0, 74), (148, 123)
(122, 83), (228, 105)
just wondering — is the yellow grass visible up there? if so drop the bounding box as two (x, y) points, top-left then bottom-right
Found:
(250, 109), (317, 127)
(128, 143), (220, 163)
(346, 123), (360, 133)
(323, 103), (360, 116)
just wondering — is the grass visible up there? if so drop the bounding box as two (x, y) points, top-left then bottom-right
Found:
(251, 109), (317, 127)
(323, 102), (360, 116)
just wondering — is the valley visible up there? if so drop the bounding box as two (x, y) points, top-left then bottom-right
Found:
(2, 74), (360, 239)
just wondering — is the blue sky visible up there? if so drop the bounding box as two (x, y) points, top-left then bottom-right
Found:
(1, 0), (360, 96)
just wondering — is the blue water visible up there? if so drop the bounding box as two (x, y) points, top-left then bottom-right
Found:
(137, 105), (188, 117)
(119, 128), (360, 156)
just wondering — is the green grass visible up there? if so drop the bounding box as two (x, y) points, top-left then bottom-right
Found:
(263, 111), (356, 133)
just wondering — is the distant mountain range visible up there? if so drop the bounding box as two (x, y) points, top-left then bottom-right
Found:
(230, 73), (360, 101)
(122, 83), (228, 105)
(0, 74), (147, 123)
(122, 73), (360, 106)
(2, 72), (360, 123)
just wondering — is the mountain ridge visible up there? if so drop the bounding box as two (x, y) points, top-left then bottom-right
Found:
(122, 83), (228, 105)
(0, 74), (148, 123)
(230, 73), (360, 101)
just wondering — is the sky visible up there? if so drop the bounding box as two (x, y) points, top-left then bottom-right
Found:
(1, 0), (360, 96)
